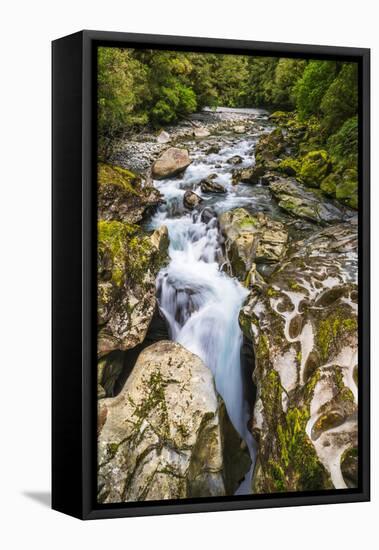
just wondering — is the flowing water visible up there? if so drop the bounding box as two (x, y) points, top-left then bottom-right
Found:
(147, 112), (275, 493)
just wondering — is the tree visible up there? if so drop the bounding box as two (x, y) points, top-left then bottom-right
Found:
(294, 60), (337, 119)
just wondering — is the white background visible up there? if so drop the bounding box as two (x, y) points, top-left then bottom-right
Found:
(1, 0), (377, 548)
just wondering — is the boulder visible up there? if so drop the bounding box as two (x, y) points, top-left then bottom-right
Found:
(298, 150), (331, 188)
(183, 189), (203, 210)
(219, 208), (288, 282)
(152, 147), (192, 179)
(193, 126), (210, 138)
(98, 163), (162, 224)
(156, 130), (171, 143)
(233, 165), (265, 185)
(254, 128), (286, 167)
(98, 341), (251, 502)
(227, 155), (243, 165)
(200, 176), (227, 194)
(97, 221), (169, 356)
(239, 220), (358, 493)
(336, 169), (358, 210)
(269, 177), (350, 225)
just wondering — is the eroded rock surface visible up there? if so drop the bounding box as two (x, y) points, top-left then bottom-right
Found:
(219, 208), (288, 282)
(97, 221), (169, 356)
(239, 220), (358, 492)
(98, 341), (251, 502)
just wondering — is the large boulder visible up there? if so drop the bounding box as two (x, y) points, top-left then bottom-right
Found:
(219, 208), (288, 282)
(269, 177), (350, 224)
(193, 126), (210, 138)
(98, 341), (251, 502)
(254, 128), (286, 167)
(298, 150), (331, 188)
(239, 220), (358, 492)
(98, 163), (162, 224)
(152, 147), (191, 179)
(97, 221), (169, 356)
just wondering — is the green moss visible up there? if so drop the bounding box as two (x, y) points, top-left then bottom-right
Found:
(267, 286), (280, 298)
(278, 157), (300, 176)
(336, 169), (358, 209)
(98, 162), (141, 196)
(298, 150), (331, 188)
(320, 172), (338, 197)
(98, 220), (138, 286)
(316, 308), (358, 361)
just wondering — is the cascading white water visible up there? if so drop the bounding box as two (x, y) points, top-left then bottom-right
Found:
(148, 124), (268, 493)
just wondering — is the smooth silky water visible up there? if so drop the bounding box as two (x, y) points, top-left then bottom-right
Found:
(147, 123), (270, 493)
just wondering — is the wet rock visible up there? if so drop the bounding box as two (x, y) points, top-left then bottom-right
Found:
(206, 144), (221, 154)
(255, 128), (286, 167)
(98, 341), (251, 502)
(200, 176), (227, 194)
(97, 221), (169, 356)
(152, 147), (192, 179)
(340, 447), (358, 488)
(239, 221), (358, 493)
(269, 177), (350, 224)
(156, 130), (171, 143)
(183, 189), (203, 210)
(227, 155), (243, 165)
(219, 208), (288, 281)
(98, 163), (162, 224)
(234, 165), (266, 185)
(200, 207), (217, 224)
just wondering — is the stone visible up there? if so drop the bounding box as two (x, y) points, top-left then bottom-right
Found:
(254, 128), (286, 166)
(233, 125), (246, 134)
(156, 130), (171, 143)
(219, 208), (288, 281)
(97, 221), (169, 356)
(152, 147), (192, 179)
(238, 221), (358, 493)
(298, 150), (331, 188)
(193, 126), (210, 138)
(98, 341), (251, 502)
(98, 163), (162, 224)
(200, 176), (227, 194)
(227, 155), (243, 165)
(183, 189), (203, 210)
(269, 177), (350, 225)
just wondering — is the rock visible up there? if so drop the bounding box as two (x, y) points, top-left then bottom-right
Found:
(97, 221), (169, 356)
(336, 169), (358, 210)
(233, 125), (246, 134)
(98, 163), (162, 224)
(239, 221), (358, 493)
(255, 128), (286, 167)
(206, 144), (221, 154)
(269, 177), (350, 224)
(227, 155), (243, 165)
(200, 207), (217, 224)
(234, 165), (266, 185)
(183, 189), (203, 210)
(98, 341), (251, 502)
(260, 171), (281, 186)
(278, 157), (300, 177)
(200, 176), (227, 194)
(320, 172), (339, 197)
(152, 147), (192, 179)
(340, 447), (358, 488)
(98, 351), (125, 397)
(219, 208), (288, 281)
(156, 130), (171, 143)
(298, 150), (331, 188)
(193, 126), (210, 138)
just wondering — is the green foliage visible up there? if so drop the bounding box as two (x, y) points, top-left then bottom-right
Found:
(294, 61), (337, 119)
(321, 64), (358, 133)
(272, 59), (307, 107)
(328, 116), (358, 167)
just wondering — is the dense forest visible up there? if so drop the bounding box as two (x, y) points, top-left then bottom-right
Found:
(98, 49), (358, 208)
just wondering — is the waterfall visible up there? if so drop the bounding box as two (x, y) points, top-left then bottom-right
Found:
(148, 126), (266, 493)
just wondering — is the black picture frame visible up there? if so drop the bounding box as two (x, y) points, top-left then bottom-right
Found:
(52, 30), (370, 520)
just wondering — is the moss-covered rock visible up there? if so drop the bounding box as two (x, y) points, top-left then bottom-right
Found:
(219, 208), (288, 282)
(239, 221), (358, 492)
(98, 163), (161, 224)
(98, 341), (251, 502)
(298, 150), (331, 188)
(320, 172), (339, 197)
(254, 128), (286, 167)
(340, 447), (358, 488)
(278, 157), (301, 177)
(336, 168), (358, 209)
(97, 220), (169, 356)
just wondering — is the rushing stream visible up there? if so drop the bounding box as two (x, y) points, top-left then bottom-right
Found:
(147, 109), (274, 493)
